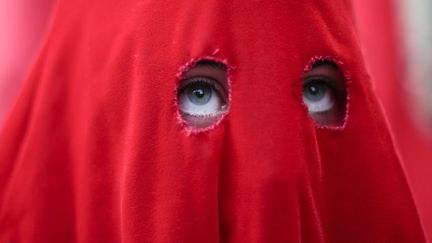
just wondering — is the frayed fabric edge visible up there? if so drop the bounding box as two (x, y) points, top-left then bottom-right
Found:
(174, 50), (234, 136)
(303, 55), (352, 131)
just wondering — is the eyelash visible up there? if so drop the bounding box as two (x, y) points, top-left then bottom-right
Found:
(179, 76), (228, 101)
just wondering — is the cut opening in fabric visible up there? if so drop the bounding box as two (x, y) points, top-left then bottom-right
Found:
(176, 59), (230, 133)
(302, 58), (348, 129)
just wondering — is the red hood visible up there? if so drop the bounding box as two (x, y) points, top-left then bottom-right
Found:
(0, 0), (425, 242)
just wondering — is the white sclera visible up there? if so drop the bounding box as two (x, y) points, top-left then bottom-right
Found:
(178, 87), (225, 116)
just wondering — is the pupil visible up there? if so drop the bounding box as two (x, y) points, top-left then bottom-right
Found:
(193, 89), (205, 99)
(303, 81), (326, 102)
(308, 84), (319, 95)
(186, 82), (212, 105)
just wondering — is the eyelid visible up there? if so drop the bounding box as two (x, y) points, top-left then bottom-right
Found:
(179, 76), (228, 100)
(181, 109), (227, 118)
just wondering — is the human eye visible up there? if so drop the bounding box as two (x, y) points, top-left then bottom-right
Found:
(178, 76), (227, 115)
(303, 76), (337, 113)
(177, 60), (229, 129)
(302, 61), (347, 127)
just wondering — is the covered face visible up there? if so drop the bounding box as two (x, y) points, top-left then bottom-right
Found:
(0, 0), (425, 242)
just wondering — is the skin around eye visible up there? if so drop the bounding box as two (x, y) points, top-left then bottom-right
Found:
(302, 62), (347, 127)
(177, 60), (229, 129)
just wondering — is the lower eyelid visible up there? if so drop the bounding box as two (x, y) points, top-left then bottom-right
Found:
(310, 107), (335, 114)
(180, 110), (226, 118)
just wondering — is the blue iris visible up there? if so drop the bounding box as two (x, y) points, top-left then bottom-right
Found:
(303, 81), (326, 101)
(186, 82), (213, 105)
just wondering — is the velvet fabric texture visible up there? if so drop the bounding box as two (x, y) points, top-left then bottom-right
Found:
(0, 0), (426, 242)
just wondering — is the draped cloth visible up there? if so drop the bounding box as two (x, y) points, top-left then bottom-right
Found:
(0, 0), (425, 242)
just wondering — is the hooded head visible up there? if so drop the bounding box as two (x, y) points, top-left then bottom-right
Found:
(0, 0), (425, 242)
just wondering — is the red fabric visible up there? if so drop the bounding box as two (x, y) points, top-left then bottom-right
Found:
(0, 0), (425, 242)
(353, 0), (432, 241)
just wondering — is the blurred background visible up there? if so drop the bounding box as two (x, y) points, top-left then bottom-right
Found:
(353, 0), (432, 241)
(0, 0), (56, 126)
(0, 0), (431, 241)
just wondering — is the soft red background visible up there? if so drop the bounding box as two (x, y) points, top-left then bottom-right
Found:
(0, 0), (57, 126)
(353, 0), (432, 240)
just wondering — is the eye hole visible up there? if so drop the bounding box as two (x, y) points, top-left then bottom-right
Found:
(177, 60), (229, 129)
(302, 61), (347, 127)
